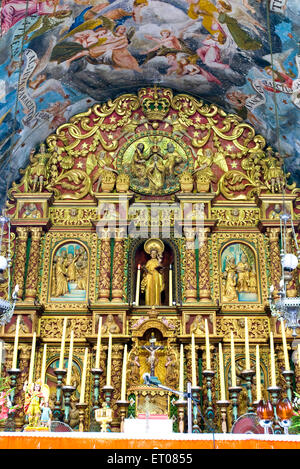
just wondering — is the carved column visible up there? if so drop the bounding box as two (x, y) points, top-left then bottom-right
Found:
(198, 227), (211, 302)
(111, 344), (124, 431)
(24, 227), (43, 302)
(111, 228), (125, 303)
(13, 227), (29, 299)
(98, 228), (111, 302)
(266, 228), (281, 297)
(285, 228), (298, 297)
(184, 228), (197, 303)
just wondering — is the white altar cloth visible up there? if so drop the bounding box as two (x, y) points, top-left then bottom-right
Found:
(123, 418), (173, 434)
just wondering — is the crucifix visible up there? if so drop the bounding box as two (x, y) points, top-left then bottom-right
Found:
(142, 332), (164, 377)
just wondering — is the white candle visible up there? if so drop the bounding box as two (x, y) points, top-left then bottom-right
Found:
(95, 316), (102, 369)
(191, 333), (196, 387)
(205, 319), (211, 370)
(28, 332), (36, 385)
(270, 332), (277, 387)
(79, 348), (88, 404)
(0, 341), (3, 377)
(66, 330), (74, 386)
(280, 318), (290, 371)
(256, 344), (262, 402)
(219, 343), (226, 401)
(106, 334), (112, 387)
(230, 331), (236, 387)
(40, 344), (47, 385)
(169, 265), (173, 306)
(12, 315), (21, 369)
(121, 344), (128, 401)
(135, 265), (141, 306)
(179, 343), (184, 394)
(245, 317), (250, 370)
(59, 317), (67, 370)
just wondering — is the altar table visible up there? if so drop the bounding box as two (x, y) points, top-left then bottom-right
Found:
(0, 432), (300, 449)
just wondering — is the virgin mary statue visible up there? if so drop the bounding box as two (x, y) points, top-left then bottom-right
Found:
(140, 239), (165, 306)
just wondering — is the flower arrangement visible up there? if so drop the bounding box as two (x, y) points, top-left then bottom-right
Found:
(289, 392), (300, 434)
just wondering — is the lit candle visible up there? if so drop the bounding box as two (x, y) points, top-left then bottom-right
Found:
(106, 333), (112, 387)
(230, 331), (236, 388)
(205, 319), (211, 370)
(79, 348), (88, 404)
(66, 330), (74, 386)
(179, 343), (184, 394)
(169, 265), (173, 306)
(135, 264), (141, 306)
(191, 333), (196, 387)
(121, 344), (128, 401)
(28, 332), (36, 385)
(219, 343), (226, 401)
(40, 344), (47, 385)
(280, 318), (290, 371)
(270, 332), (277, 387)
(256, 344), (262, 402)
(245, 317), (250, 370)
(95, 316), (102, 369)
(59, 317), (67, 370)
(12, 315), (21, 369)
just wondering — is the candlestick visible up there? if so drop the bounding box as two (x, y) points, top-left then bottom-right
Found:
(270, 332), (277, 387)
(28, 332), (36, 386)
(117, 400), (129, 432)
(95, 316), (102, 369)
(280, 318), (290, 371)
(191, 333), (196, 387)
(135, 264), (141, 305)
(121, 344), (127, 401)
(80, 348), (88, 404)
(219, 343), (226, 401)
(230, 331), (236, 387)
(179, 343), (184, 393)
(76, 403), (88, 432)
(59, 317), (67, 370)
(62, 384), (76, 425)
(202, 369), (215, 432)
(40, 344), (47, 385)
(106, 334), (112, 387)
(53, 368), (67, 421)
(245, 317), (250, 370)
(12, 315), (21, 369)
(169, 264), (173, 306)
(256, 344), (262, 402)
(205, 319), (211, 370)
(228, 386), (242, 424)
(66, 330), (74, 386)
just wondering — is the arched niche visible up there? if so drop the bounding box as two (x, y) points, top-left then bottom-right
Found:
(127, 237), (181, 306)
(220, 241), (260, 304)
(49, 240), (89, 303)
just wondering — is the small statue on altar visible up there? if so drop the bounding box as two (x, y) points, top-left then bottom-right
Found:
(40, 401), (52, 430)
(24, 144), (51, 193)
(23, 379), (50, 430)
(142, 332), (164, 378)
(95, 402), (113, 432)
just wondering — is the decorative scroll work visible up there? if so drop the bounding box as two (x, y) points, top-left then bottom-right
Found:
(7, 87), (297, 204)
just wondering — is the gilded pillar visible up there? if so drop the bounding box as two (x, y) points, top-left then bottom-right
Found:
(111, 228), (125, 303)
(266, 228), (281, 297)
(98, 228), (111, 302)
(198, 227), (211, 302)
(13, 227), (29, 299)
(184, 228), (197, 303)
(285, 228), (298, 297)
(111, 344), (124, 430)
(24, 227), (43, 301)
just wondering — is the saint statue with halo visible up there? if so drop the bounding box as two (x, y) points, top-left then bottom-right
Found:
(141, 238), (165, 306)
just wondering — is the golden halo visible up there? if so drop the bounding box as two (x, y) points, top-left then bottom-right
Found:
(144, 238), (165, 255)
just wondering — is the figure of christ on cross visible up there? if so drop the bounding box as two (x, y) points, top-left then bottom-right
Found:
(142, 332), (164, 377)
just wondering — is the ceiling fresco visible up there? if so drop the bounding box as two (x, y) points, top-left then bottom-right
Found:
(0, 0), (300, 207)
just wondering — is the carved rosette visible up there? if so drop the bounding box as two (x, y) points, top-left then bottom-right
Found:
(184, 229), (197, 303)
(25, 227), (43, 301)
(98, 229), (111, 302)
(111, 229), (125, 303)
(266, 228), (281, 297)
(13, 227), (29, 299)
(198, 227), (211, 302)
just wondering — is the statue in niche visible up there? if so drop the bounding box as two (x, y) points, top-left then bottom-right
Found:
(101, 314), (121, 335)
(128, 347), (141, 385)
(21, 203), (41, 219)
(165, 349), (178, 388)
(221, 243), (258, 303)
(51, 243), (88, 301)
(140, 238), (165, 306)
(190, 314), (206, 335)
